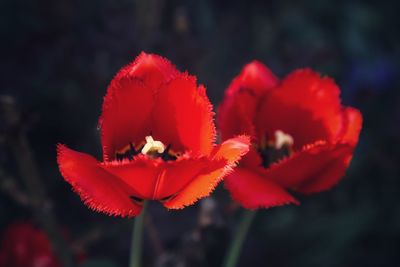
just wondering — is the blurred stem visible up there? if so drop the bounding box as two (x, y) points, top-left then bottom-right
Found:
(0, 169), (30, 207)
(144, 212), (164, 256)
(129, 202), (147, 267)
(222, 210), (257, 267)
(1, 96), (74, 267)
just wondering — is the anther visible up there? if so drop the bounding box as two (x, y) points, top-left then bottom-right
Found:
(129, 142), (136, 154)
(161, 144), (177, 161)
(115, 142), (139, 161)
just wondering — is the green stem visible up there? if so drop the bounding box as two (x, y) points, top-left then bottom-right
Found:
(129, 202), (147, 267)
(222, 210), (257, 267)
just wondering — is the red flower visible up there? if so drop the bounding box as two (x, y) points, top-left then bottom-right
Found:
(218, 61), (362, 209)
(0, 223), (60, 267)
(57, 52), (250, 217)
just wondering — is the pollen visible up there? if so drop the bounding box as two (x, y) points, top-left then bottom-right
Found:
(141, 136), (166, 155)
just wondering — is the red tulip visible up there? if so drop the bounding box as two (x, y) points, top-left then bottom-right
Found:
(0, 223), (60, 267)
(218, 61), (362, 209)
(57, 52), (250, 217)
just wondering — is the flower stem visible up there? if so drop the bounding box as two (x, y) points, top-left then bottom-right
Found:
(1, 96), (74, 267)
(222, 210), (257, 267)
(129, 202), (147, 267)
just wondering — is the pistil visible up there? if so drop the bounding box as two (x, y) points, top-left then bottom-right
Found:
(141, 136), (165, 156)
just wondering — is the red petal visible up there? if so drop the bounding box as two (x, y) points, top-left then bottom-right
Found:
(226, 61), (279, 96)
(265, 141), (354, 194)
(256, 69), (343, 149)
(340, 107), (363, 145)
(101, 155), (225, 200)
(218, 61), (278, 140)
(100, 156), (160, 199)
(153, 158), (225, 200)
(57, 144), (142, 217)
(212, 135), (250, 164)
(115, 52), (179, 90)
(239, 147), (264, 169)
(99, 52), (178, 160)
(152, 74), (216, 154)
(224, 168), (298, 209)
(100, 53), (218, 159)
(100, 79), (153, 161)
(163, 136), (250, 209)
(218, 89), (259, 140)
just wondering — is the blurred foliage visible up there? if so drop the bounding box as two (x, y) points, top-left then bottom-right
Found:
(0, 0), (399, 266)
(80, 260), (119, 267)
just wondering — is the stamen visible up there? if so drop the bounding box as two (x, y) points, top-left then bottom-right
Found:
(115, 137), (178, 162)
(141, 136), (166, 155)
(115, 142), (139, 161)
(258, 130), (294, 168)
(160, 144), (177, 161)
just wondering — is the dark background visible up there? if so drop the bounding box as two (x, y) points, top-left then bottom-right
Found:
(1, 0), (399, 266)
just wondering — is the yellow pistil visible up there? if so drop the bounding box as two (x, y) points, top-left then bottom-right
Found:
(141, 136), (165, 155)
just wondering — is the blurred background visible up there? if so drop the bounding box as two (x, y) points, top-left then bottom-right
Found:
(0, 0), (399, 266)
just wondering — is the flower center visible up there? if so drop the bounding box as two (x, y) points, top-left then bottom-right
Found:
(116, 136), (181, 205)
(115, 136), (179, 161)
(141, 136), (165, 157)
(258, 130), (294, 168)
